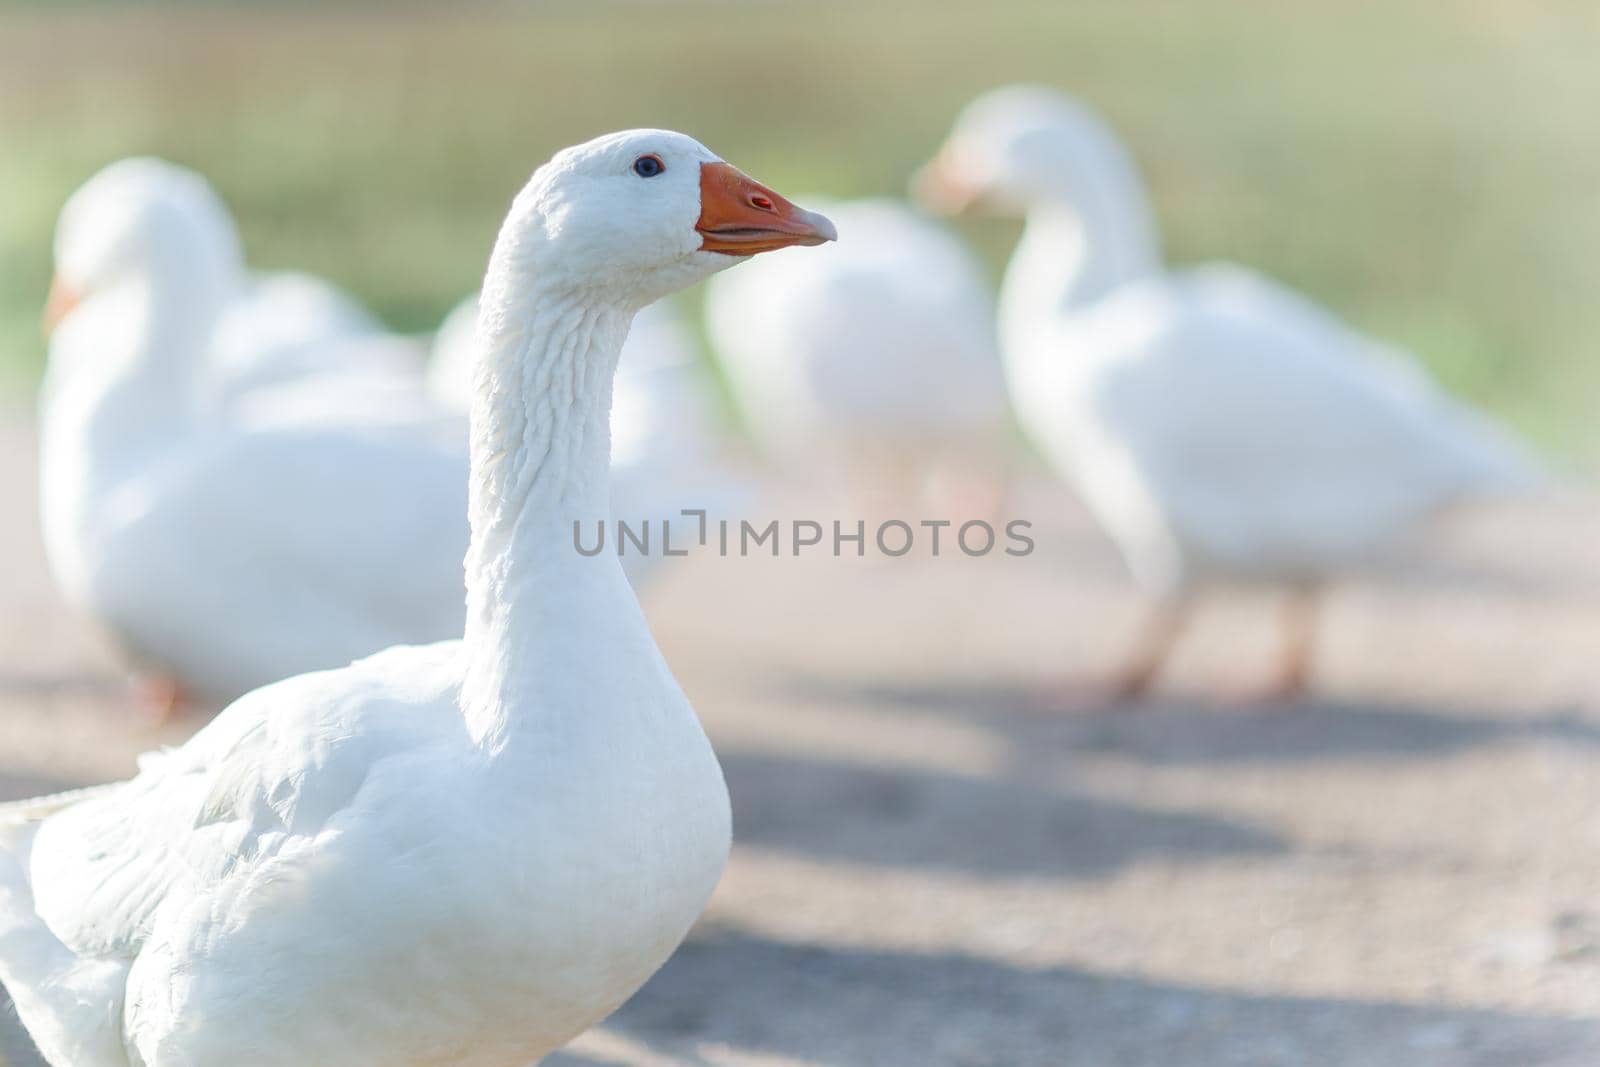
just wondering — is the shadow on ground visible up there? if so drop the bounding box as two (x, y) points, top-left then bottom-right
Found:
(781, 676), (1600, 769)
(546, 926), (1600, 1067)
(7, 926), (1596, 1067)
(723, 750), (1284, 879)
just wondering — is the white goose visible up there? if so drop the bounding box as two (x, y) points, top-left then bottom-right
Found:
(39, 160), (469, 708)
(703, 197), (1010, 501)
(919, 87), (1540, 698)
(1, 129), (834, 1067)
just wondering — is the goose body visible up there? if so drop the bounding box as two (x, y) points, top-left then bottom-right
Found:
(922, 88), (1538, 691)
(209, 270), (425, 404)
(38, 159), (469, 702)
(1, 639), (725, 1067)
(2, 129), (834, 1066)
(704, 197), (1009, 485)
(1002, 260), (1536, 591)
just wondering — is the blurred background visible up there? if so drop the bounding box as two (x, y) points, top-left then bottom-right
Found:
(3, 0), (1598, 465)
(4, 3), (1600, 1066)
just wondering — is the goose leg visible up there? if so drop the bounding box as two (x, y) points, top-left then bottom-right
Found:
(129, 672), (190, 726)
(1112, 593), (1192, 702)
(1031, 596), (1191, 712)
(1265, 582), (1320, 702)
(925, 443), (1013, 530)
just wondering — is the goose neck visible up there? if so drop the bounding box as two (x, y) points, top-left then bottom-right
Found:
(460, 272), (643, 748)
(998, 151), (1162, 347)
(42, 258), (226, 474)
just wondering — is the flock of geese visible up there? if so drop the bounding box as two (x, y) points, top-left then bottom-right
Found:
(0, 87), (1543, 1066)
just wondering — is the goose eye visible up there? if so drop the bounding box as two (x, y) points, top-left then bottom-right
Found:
(632, 155), (665, 178)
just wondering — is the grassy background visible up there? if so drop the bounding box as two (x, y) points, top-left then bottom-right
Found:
(1, 0), (1597, 466)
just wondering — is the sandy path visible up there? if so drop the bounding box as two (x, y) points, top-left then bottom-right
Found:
(1, 406), (1597, 1066)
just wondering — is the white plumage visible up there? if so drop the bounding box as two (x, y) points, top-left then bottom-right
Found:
(208, 270), (425, 404)
(430, 293), (740, 581)
(1006, 263), (1537, 591)
(38, 158), (469, 704)
(704, 197), (1010, 493)
(922, 87), (1540, 694)
(1, 129), (834, 1067)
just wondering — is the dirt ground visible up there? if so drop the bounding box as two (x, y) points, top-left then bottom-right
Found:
(2, 404), (1598, 1067)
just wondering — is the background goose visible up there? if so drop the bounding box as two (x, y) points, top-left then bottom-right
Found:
(919, 86), (1542, 699)
(704, 197), (1010, 506)
(40, 159), (470, 708)
(1, 129), (834, 1067)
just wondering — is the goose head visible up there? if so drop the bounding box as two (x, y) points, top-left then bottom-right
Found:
(914, 86), (1141, 218)
(46, 157), (243, 337)
(492, 129), (836, 309)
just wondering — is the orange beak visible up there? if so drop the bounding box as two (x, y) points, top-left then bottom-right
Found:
(911, 149), (981, 216)
(695, 162), (836, 256)
(43, 275), (80, 338)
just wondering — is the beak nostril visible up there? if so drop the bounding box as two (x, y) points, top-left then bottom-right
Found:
(697, 161), (833, 251)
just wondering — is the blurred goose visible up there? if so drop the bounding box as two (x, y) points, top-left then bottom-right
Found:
(704, 197), (1010, 503)
(919, 87), (1540, 699)
(39, 158), (469, 708)
(1, 129), (834, 1067)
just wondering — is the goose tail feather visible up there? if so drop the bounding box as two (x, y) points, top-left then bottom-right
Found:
(0, 783), (133, 1067)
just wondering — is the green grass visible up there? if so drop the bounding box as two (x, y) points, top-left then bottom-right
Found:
(2, 0), (1598, 467)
